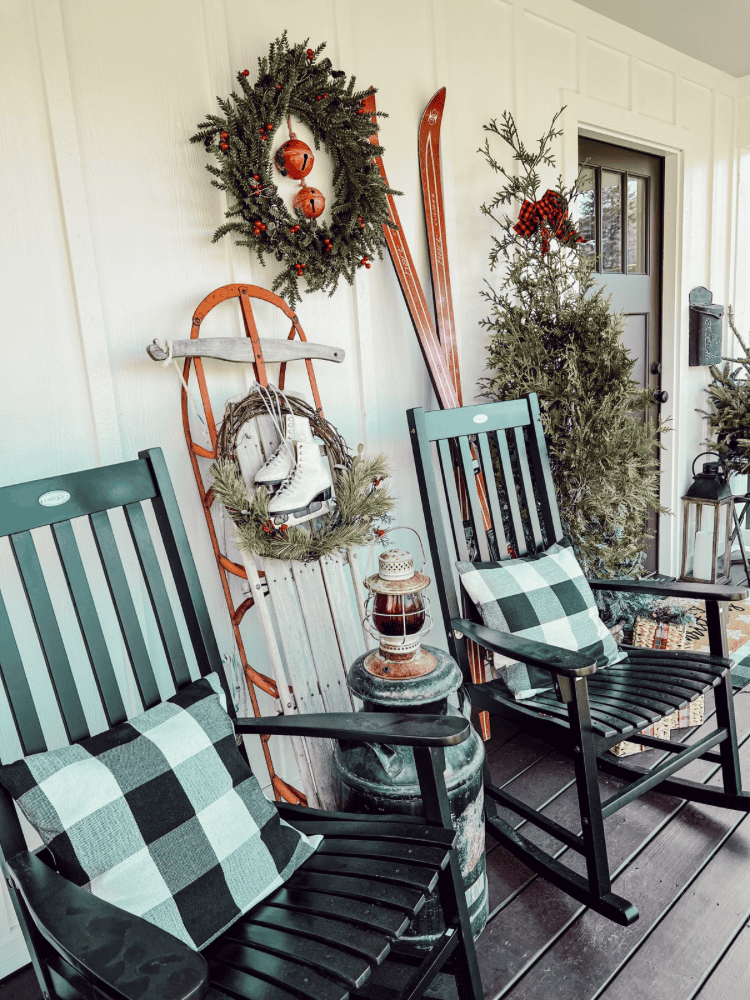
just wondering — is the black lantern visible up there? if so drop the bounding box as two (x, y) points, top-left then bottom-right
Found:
(680, 452), (734, 584)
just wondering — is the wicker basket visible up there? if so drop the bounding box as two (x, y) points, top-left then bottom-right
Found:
(610, 615), (703, 756)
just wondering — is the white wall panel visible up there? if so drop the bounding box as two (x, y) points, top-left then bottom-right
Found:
(0, 0), (99, 487)
(636, 62), (675, 123)
(586, 40), (630, 109)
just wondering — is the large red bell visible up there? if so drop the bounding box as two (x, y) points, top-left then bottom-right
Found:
(274, 138), (314, 179)
(293, 185), (326, 219)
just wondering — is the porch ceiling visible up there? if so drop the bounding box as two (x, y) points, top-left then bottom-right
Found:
(574, 0), (750, 78)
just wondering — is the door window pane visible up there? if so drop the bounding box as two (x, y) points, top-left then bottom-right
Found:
(627, 175), (647, 274)
(601, 170), (623, 272)
(577, 165), (596, 261)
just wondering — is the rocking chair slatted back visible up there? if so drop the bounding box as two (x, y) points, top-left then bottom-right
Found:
(0, 448), (230, 787)
(409, 394), (564, 677)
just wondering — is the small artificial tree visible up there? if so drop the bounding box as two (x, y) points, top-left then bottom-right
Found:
(701, 307), (750, 476)
(478, 109), (667, 592)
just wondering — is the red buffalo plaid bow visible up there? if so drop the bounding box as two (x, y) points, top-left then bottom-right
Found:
(513, 189), (584, 255)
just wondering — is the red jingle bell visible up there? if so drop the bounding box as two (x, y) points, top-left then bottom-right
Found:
(293, 185), (325, 219)
(273, 138), (314, 179)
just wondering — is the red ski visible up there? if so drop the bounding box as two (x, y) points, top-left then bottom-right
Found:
(363, 93), (459, 410)
(418, 88), (462, 404)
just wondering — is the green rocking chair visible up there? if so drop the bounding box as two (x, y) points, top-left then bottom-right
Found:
(0, 449), (484, 1000)
(408, 393), (750, 926)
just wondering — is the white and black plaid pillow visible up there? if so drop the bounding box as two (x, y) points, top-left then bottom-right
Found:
(457, 538), (625, 699)
(0, 674), (319, 951)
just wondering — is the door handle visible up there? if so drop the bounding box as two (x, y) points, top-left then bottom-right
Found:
(653, 390), (669, 404)
(650, 362), (662, 375)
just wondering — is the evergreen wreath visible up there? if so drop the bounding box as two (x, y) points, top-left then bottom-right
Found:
(191, 31), (399, 310)
(209, 393), (394, 563)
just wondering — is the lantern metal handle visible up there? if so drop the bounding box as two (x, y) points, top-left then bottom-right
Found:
(691, 451), (727, 481)
(364, 525), (428, 581)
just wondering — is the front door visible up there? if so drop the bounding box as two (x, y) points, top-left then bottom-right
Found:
(577, 137), (664, 572)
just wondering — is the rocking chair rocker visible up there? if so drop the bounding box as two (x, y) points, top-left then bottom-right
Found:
(0, 449), (483, 1000)
(408, 393), (750, 926)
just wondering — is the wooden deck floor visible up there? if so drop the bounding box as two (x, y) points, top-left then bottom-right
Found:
(474, 680), (750, 1000)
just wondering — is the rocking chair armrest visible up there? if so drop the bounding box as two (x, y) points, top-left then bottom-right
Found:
(234, 712), (471, 747)
(6, 850), (207, 1000)
(587, 577), (748, 603)
(451, 619), (597, 677)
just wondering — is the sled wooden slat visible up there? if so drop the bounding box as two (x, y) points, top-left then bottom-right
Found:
(292, 560), (354, 715)
(263, 558), (339, 808)
(147, 337), (345, 365)
(320, 552), (367, 684)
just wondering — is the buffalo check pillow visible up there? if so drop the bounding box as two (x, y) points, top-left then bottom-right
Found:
(457, 538), (625, 700)
(0, 673), (319, 951)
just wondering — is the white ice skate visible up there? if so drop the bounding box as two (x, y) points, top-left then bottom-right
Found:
(253, 414), (314, 493)
(268, 440), (333, 527)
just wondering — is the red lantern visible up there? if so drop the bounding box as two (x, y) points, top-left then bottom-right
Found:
(274, 138), (314, 179)
(363, 534), (436, 678)
(293, 185), (325, 219)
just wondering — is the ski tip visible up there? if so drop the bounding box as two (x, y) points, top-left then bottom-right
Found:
(421, 87), (447, 124)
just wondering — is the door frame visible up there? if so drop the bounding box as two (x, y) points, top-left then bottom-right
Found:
(561, 95), (686, 576)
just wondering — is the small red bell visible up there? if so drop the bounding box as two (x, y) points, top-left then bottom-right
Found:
(274, 138), (314, 179)
(293, 185), (325, 219)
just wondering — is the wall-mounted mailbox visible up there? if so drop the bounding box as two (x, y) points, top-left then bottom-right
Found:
(689, 286), (724, 366)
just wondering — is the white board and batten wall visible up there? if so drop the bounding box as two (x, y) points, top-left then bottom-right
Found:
(2, 0), (750, 977)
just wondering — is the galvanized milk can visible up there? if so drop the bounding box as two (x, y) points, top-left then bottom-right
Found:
(334, 538), (487, 945)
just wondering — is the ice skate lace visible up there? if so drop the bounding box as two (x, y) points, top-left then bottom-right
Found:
(252, 381), (296, 471)
(274, 450), (305, 498)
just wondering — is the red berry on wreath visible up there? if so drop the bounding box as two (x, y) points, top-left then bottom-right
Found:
(220, 142), (229, 150)
(253, 174), (260, 180)
(306, 48), (314, 59)
(220, 131), (228, 139)
(265, 123), (272, 130)
(241, 69), (249, 77)
(273, 138), (314, 179)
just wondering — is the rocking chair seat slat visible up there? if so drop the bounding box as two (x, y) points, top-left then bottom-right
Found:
(214, 925), (372, 989)
(486, 653), (730, 738)
(241, 904), (392, 963)
(261, 888), (410, 937)
(315, 837), (449, 868)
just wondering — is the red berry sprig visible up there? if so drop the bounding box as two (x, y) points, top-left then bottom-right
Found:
(360, 256), (371, 269)
(323, 238), (333, 254)
(241, 69), (250, 77)
(306, 48), (314, 60)
(289, 224), (301, 234)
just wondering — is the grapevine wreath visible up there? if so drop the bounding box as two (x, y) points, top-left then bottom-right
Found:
(210, 392), (394, 563)
(191, 32), (399, 310)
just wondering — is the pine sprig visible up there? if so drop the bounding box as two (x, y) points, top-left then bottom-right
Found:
(700, 307), (750, 475)
(210, 450), (394, 563)
(479, 108), (667, 579)
(191, 32), (400, 310)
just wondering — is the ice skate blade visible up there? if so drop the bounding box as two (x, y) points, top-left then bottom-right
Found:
(270, 490), (333, 528)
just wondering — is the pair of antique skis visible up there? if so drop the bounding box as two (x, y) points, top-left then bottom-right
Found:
(366, 90), (495, 731)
